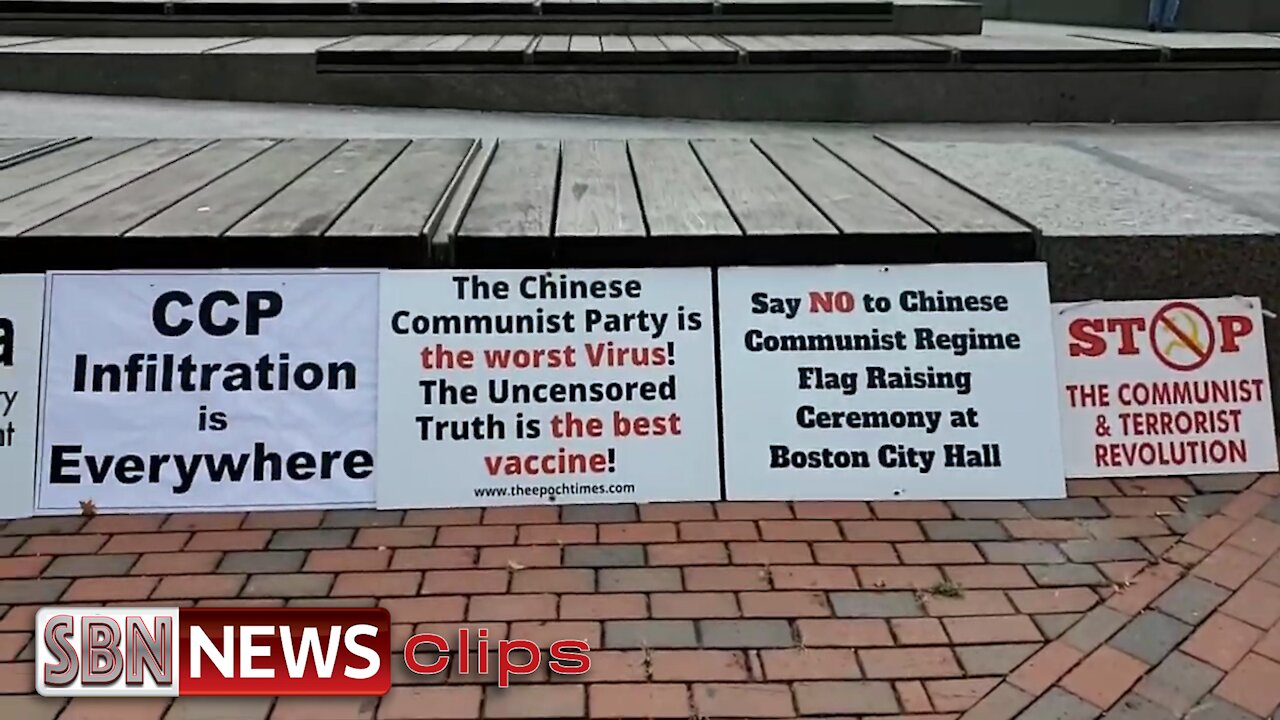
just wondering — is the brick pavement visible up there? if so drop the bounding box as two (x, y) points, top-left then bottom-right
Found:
(0, 474), (1275, 719)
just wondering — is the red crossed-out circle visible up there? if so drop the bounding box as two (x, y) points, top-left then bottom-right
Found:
(1148, 301), (1215, 372)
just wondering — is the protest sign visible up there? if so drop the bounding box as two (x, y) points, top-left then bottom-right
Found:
(1055, 297), (1277, 478)
(0, 274), (45, 518)
(37, 272), (379, 513)
(718, 264), (1064, 500)
(377, 269), (720, 507)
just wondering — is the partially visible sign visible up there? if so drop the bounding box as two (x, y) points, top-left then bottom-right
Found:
(0, 274), (44, 519)
(37, 272), (380, 513)
(376, 269), (721, 508)
(1056, 297), (1278, 478)
(718, 263), (1065, 501)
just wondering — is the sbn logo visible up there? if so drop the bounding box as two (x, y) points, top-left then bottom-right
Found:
(37, 607), (391, 697)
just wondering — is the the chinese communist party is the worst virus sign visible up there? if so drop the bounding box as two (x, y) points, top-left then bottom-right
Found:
(1055, 297), (1279, 478)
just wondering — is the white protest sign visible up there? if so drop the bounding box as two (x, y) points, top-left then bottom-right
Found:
(377, 269), (720, 508)
(719, 263), (1064, 501)
(37, 271), (379, 513)
(1055, 297), (1278, 478)
(0, 274), (45, 519)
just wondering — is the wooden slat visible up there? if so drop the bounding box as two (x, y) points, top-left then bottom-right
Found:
(753, 137), (933, 235)
(0, 139), (210, 237)
(0, 38), (51, 49)
(206, 37), (343, 54)
(630, 35), (668, 53)
(600, 35), (634, 53)
(529, 34), (573, 63)
(422, 35), (472, 52)
(26, 139), (275, 237)
(687, 35), (737, 53)
(127, 138), (342, 237)
(0, 139), (49, 159)
(0, 37), (247, 53)
(819, 136), (1025, 235)
(318, 35), (441, 53)
(656, 34), (737, 61)
(724, 35), (773, 52)
(457, 139), (559, 238)
(440, 34), (529, 62)
(691, 139), (835, 235)
(569, 35), (603, 52)
(0, 137), (76, 170)
(327, 138), (474, 237)
(555, 140), (644, 238)
(490, 35), (534, 53)
(0, 138), (145, 202)
(765, 34), (949, 62)
(629, 139), (738, 237)
(912, 33), (1162, 63)
(226, 138), (408, 237)
(456, 35), (500, 51)
(656, 35), (700, 52)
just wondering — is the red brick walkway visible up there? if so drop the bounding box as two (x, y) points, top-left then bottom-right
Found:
(0, 474), (1276, 719)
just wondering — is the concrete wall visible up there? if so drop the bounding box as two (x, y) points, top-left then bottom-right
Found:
(984, 0), (1280, 31)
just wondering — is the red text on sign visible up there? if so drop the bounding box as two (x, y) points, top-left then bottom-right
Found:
(1067, 313), (1254, 357)
(808, 291), (857, 314)
(403, 628), (591, 687)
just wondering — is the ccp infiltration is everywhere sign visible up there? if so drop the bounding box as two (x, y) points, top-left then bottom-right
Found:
(1055, 297), (1278, 478)
(0, 275), (44, 519)
(376, 269), (720, 508)
(36, 272), (379, 513)
(717, 264), (1066, 501)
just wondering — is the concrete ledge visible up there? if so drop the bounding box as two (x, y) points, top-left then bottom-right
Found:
(992, 0), (1280, 32)
(2, 48), (1280, 122)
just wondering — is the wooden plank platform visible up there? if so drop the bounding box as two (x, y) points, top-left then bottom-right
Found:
(0, 137), (475, 271)
(722, 34), (948, 62)
(452, 137), (1031, 266)
(913, 32), (1164, 63)
(0, 135), (1032, 272)
(308, 31), (1208, 68)
(319, 34), (535, 64)
(0, 0), (976, 35)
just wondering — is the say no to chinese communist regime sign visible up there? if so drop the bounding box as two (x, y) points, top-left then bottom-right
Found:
(717, 263), (1065, 501)
(376, 268), (720, 508)
(37, 272), (380, 513)
(1055, 297), (1278, 478)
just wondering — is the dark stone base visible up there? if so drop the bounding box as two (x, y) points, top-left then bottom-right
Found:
(1042, 234), (1280, 414)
